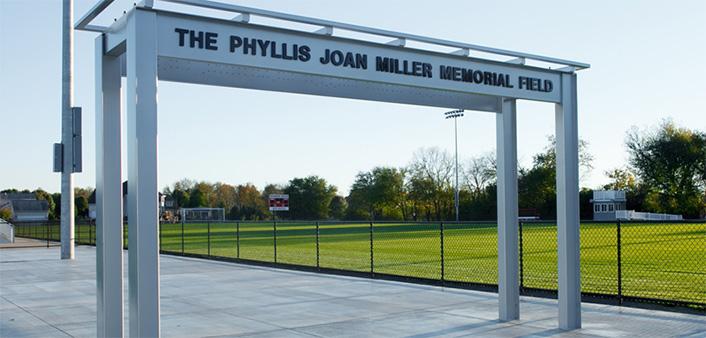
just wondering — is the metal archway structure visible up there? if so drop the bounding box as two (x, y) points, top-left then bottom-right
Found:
(77, 1), (588, 336)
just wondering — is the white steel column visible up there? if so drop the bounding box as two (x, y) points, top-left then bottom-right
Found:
(496, 98), (519, 321)
(555, 73), (581, 330)
(127, 9), (160, 337)
(60, 0), (75, 260)
(95, 35), (124, 338)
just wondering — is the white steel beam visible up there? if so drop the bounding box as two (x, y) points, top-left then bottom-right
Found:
(76, 0), (590, 70)
(496, 98), (519, 321)
(159, 0), (590, 69)
(75, 0), (116, 31)
(95, 34), (124, 338)
(555, 73), (581, 330)
(127, 9), (161, 337)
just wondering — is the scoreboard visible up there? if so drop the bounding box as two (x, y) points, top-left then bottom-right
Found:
(268, 194), (289, 211)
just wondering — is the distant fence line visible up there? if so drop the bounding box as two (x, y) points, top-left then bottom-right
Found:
(12, 219), (706, 313)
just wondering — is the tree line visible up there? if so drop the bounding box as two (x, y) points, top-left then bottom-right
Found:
(2, 120), (704, 221)
(159, 121), (704, 220)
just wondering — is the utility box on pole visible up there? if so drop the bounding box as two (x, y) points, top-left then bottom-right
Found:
(72, 107), (82, 173)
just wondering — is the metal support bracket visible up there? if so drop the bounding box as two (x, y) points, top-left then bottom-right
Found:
(232, 13), (250, 23)
(386, 38), (406, 47)
(451, 48), (470, 57)
(506, 57), (526, 65)
(314, 26), (333, 35)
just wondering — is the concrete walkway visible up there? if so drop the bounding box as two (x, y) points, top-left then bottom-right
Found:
(1, 246), (704, 337)
(0, 238), (59, 249)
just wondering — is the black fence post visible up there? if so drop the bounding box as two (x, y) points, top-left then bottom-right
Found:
(519, 221), (524, 292)
(207, 220), (211, 257)
(181, 218), (185, 255)
(159, 221), (162, 252)
(316, 221), (320, 271)
(46, 223), (49, 248)
(89, 222), (93, 246)
(369, 221), (374, 277)
(617, 219), (623, 305)
(440, 222), (445, 284)
(236, 221), (240, 259)
(273, 221), (277, 263)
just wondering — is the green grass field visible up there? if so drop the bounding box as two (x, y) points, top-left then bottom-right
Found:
(15, 221), (705, 308)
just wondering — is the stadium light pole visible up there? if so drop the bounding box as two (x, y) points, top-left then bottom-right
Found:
(444, 109), (464, 222)
(60, 0), (75, 260)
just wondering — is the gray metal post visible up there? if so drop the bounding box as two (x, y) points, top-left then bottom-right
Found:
(454, 118), (459, 222)
(519, 221), (524, 291)
(273, 221), (277, 263)
(617, 220), (622, 305)
(127, 9), (160, 337)
(95, 34), (124, 338)
(440, 222), (445, 283)
(370, 222), (374, 276)
(556, 73), (581, 330)
(60, 0), (75, 260)
(497, 98), (519, 321)
(315, 221), (320, 270)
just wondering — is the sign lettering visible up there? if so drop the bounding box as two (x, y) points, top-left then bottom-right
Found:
(171, 27), (555, 95)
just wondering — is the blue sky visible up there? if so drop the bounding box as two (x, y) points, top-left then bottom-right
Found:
(1, 0), (705, 194)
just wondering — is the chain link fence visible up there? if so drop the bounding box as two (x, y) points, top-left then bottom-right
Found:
(11, 219), (706, 312)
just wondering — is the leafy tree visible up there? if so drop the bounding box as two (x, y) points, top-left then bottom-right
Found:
(52, 193), (61, 219)
(212, 183), (237, 211)
(603, 168), (637, 191)
(173, 179), (196, 192)
(72, 187), (93, 219)
(75, 195), (89, 219)
(163, 179), (196, 209)
(346, 167), (407, 220)
(170, 188), (190, 209)
(463, 153), (496, 197)
(328, 195), (347, 220)
(285, 176), (337, 220)
(408, 175), (444, 221)
(407, 147), (454, 220)
(370, 167), (407, 220)
(229, 184), (267, 220)
(188, 182), (212, 207)
(459, 184), (497, 221)
(517, 136), (593, 219)
(33, 189), (56, 220)
(579, 188), (594, 220)
(347, 172), (374, 220)
(626, 121), (706, 217)
(0, 208), (11, 221)
(518, 164), (556, 219)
